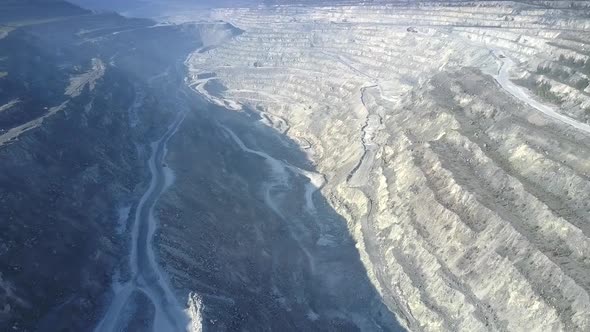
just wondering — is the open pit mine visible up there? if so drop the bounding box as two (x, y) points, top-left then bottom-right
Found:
(1, 0), (590, 331)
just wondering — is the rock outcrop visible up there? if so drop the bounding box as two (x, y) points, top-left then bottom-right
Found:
(186, 1), (590, 330)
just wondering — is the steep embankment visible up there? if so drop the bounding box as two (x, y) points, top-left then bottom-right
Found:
(187, 2), (590, 331)
(155, 97), (403, 330)
(0, 2), (206, 330)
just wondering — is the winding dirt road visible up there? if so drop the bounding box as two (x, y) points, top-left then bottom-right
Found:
(94, 110), (189, 332)
(493, 51), (590, 135)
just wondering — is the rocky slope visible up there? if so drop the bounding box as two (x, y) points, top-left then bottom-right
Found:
(4, 1), (590, 331)
(1, 1), (399, 330)
(156, 97), (402, 330)
(0, 1), (216, 330)
(185, 1), (590, 330)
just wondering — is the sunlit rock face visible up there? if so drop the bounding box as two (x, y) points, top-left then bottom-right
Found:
(185, 1), (590, 330)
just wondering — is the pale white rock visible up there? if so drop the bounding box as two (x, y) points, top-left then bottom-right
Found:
(186, 2), (590, 331)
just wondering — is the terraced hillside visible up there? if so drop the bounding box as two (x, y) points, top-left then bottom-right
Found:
(185, 1), (590, 331)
